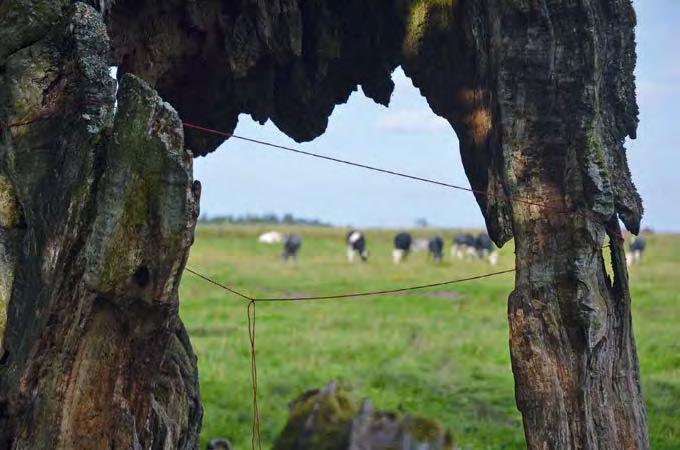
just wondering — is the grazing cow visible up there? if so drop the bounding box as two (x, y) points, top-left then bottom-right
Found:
(281, 234), (302, 261)
(258, 230), (284, 244)
(346, 230), (368, 262)
(626, 236), (646, 267)
(412, 237), (430, 253)
(428, 236), (444, 262)
(393, 232), (412, 263)
(451, 233), (475, 260)
(475, 232), (498, 266)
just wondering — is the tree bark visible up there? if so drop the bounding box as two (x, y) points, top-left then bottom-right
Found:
(493, 2), (648, 447)
(402, 1), (648, 446)
(0, 4), (201, 448)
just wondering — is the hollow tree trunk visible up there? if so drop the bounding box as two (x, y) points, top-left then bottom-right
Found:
(0, 4), (201, 448)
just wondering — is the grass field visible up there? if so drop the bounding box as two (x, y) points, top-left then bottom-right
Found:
(179, 225), (680, 449)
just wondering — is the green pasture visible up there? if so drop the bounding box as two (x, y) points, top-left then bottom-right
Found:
(179, 225), (679, 449)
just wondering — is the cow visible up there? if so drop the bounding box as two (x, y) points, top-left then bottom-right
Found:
(411, 237), (430, 253)
(428, 236), (444, 262)
(451, 233), (475, 260)
(258, 230), (284, 244)
(281, 234), (302, 261)
(474, 232), (498, 266)
(626, 236), (646, 267)
(346, 230), (368, 262)
(393, 232), (412, 263)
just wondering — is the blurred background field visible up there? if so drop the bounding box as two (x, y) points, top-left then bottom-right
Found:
(179, 225), (679, 449)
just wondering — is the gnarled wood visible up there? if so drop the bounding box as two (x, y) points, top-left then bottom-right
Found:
(0, 4), (201, 448)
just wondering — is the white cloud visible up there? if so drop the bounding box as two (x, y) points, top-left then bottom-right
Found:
(376, 109), (450, 133)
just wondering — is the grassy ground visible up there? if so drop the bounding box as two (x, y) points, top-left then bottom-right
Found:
(179, 225), (680, 449)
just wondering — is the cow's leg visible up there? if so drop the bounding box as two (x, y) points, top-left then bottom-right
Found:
(347, 246), (355, 263)
(466, 247), (476, 260)
(489, 251), (499, 266)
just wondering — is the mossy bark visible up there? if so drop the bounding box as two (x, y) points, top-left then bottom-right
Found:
(0, 3), (201, 448)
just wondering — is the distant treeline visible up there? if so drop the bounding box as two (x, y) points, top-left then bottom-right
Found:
(199, 213), (331, 227)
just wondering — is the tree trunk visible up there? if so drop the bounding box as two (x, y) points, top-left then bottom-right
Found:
(404, 1), (649, 446)
(494, 2), (649, 447)
(0, 4), (201, 448)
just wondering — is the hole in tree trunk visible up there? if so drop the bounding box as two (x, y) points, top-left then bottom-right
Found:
(132, 266), (150, 288)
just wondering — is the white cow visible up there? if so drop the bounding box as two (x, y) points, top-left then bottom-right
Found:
(411, 238), (430, 253)
(258, 231), (284, 244)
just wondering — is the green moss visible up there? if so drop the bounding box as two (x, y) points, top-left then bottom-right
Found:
(0, 175), (22, 228)
(97, 181), (146, 288)
(406, 416), (442, 441)
(586, 119), (607, 169)
(273, 384), (358, 450)
(405, 416), (454, 448)
(0, 175), (20, 354)
(83, 74), (190, 293)
(273, 383), (456, 449)
(402, 0), (458, 57)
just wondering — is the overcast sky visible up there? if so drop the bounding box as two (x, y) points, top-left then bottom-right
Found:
(195, 0), (680, 231)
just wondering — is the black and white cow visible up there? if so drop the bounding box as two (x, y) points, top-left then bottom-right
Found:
(346, 230), (368, 262)
(281, 234), (302, 261)
(393, 232), (412, 263)
(626, 236), (646, 267)
(451, 233), (475, 260)
(474, 232), (498, 265)
(428, 236), (444, 262)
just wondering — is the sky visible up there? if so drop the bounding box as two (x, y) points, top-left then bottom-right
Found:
(195, 0), (680, 231)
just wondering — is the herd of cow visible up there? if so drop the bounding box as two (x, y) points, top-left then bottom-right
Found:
(257, 230), (649, 267)
(258, 230), (499, 265)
